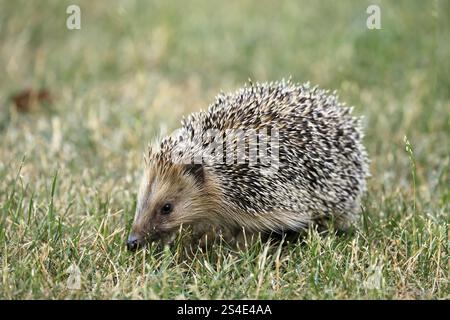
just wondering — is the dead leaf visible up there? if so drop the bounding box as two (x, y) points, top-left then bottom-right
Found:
(11, 88), (53, 112)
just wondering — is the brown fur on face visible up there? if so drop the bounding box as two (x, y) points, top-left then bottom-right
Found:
(129, 157), (222, 248)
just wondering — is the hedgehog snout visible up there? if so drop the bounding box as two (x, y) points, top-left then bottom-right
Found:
(126, 234), (140, 251)
(127, 226), (168, 251)
(126, 225), (149, 251)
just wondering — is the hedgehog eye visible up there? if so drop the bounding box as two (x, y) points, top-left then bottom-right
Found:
(161, 203), (173, 215)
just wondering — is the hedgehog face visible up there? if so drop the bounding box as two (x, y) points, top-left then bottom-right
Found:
(127, 163), (206, 250)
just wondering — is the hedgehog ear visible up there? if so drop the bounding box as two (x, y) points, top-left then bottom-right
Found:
(185, 163), (205, 184)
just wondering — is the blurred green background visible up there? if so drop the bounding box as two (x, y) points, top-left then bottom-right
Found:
(1, 0), (448, 203)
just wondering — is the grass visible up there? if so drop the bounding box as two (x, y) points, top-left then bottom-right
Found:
(0, 0), (448, 299)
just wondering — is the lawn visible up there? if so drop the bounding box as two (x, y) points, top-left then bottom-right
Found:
(0, 0), (448, 299)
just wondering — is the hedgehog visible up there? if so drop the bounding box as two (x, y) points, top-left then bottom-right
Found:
(127, 79), (369, 250)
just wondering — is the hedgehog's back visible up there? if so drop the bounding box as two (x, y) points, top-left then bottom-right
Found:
(177, 80), (369, 233)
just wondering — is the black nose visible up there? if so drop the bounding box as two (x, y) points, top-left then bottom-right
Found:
(127, 235), (139, 251)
